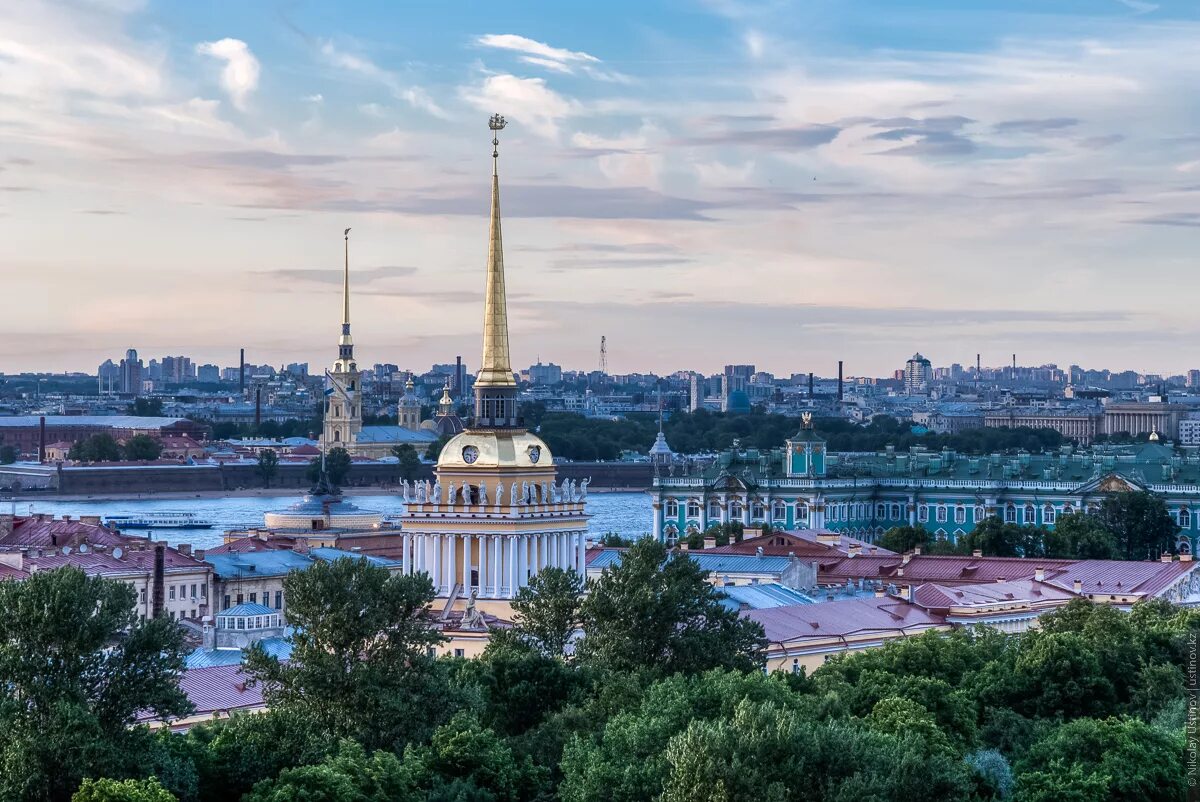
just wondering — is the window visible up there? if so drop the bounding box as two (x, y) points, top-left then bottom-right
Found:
(796, 503), (809, 520)
(890, 504), (902, 520)
(974, 506), (986, 522)
(752, 503), (765, 520)
(665, 499), (678, 518)
(876, 503), (886, 519)
(917, 505), (929, 522)
(236, 617), (245, 630)
(772, 500), (787, 520)
(1044, 505), (1056, 525)
(223, 595), (231, 610)
(708, 501), (722, 518)
(191, 609), (197, 619)
(249, 593), (257, 604)
(1005, 505), (1017, 523)
(200, 584), (207, 598)
(955, 507), (966, 524)
(168, 585), (176, 601)
(936, 506), (948, 523)
(454, 648), (465, 658)
(1182, 509), (1193, 529)
(236, 593), (244, 605)
(1024, 505), (1036, 525)
(255, 616), (262, 628)
(140, 588), (147, 604)
(730, 500), (743, 517)
(275, 591), (283, 609)
(687, 500), (701, 518)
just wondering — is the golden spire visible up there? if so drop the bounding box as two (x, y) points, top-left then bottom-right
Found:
(339, 228), (353, 348)
(476, 114), (516, 388)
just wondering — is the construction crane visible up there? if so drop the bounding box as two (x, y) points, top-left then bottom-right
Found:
(599, 335), (608, 375)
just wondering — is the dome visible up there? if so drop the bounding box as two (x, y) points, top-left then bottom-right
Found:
(436, 429), (553, 470)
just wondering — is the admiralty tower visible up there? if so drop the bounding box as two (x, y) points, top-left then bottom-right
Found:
(397, 115), (591, 611)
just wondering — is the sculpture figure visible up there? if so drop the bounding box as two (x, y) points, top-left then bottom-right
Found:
(400, 479), (410, 503)
(479, 481), (488, 506)
(432, 480), (442, 505)
(495, 481), (505, 505)
(461, 590), (488, 631)
(462, 480), (471, 505)
(446, 482), (456, 505)
(416, 482), (427, 503)
(580, 478), (590, 500)
(511, 482), (520, 506)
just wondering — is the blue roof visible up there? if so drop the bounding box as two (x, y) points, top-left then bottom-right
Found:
(355, 425), (437, 444)
(205, 548), (398, 578)
(311, 547), (399, 567)
(718, 583), (815, 611)
(185, 637), (291, 669)
(219, 602), (275, 617)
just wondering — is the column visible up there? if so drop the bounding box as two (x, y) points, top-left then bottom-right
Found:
(740, 496), (750, 526)
(476, 535), (485, 595)
(507, 538), (517, 599)
(517, 536), (527, 588)
(577, 531), (587, 574)
(719, 494), (729, 524)
(402, 533), (411, 575)
(653, 503), (664, 541)
(463, 536), (472, 597)
(432, 535), (442, 592)
(446, 535), (456, 594)
(492, 535), (501, 596)
(540, 534), (549, 569)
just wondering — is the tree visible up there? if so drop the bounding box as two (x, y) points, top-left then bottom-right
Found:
(123, 434), (163, 461)
(241, 741), (417, 802)
(510, 567), (584, 658)
(1097, 491), (1178, 560)
(424, 434), (453, 462)
(72, 778), (176, 802)
(391, 444), (422, 482)
(1043, 511), (1118, 559)
(576, 538), (766, 675)
(127, 398), (164, 417)
(0, 568), (191, 802)
(244, 557), (449, 752)
(0, 444), (16, 464)
(68, 433), (123, 462)
(306, 447), (352, 488)
(1015, 716), (1184, 802)
(255, 449), (279, 489)
(961, 517), (1040, 558)
(877, 525), (932, 554)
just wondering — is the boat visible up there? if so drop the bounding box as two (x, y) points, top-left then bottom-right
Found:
(103, 511), (214, 530)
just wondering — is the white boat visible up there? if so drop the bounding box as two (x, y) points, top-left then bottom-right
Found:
(104, 511), (214, 530)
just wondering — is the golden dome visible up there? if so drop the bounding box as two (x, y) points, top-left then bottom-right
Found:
(436, 429), (553, 470)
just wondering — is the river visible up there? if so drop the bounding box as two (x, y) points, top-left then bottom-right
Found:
(10, 491), (654, 550)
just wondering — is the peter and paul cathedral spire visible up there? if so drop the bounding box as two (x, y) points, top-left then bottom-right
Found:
(337, 227), (354, 368)
(323, 228), (362, 448)
(473, 114), (520, 429)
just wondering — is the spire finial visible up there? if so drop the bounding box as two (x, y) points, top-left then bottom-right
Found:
(342, 228), (351, 328)
(489, 113), (506, 171)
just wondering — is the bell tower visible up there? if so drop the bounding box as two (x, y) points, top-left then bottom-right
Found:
(322, 228), (363, 448)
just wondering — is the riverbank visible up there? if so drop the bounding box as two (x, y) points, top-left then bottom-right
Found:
(7, 486), (646, 503)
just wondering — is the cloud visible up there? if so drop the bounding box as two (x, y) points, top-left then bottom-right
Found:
(1115, 0), (1158, 13)
(461, 74), (577, 138)
(992, 118), (1079, 134)
(196, 38), (260, 111)
(476, 33), (599, 67)
(319, 41), (447, 118)
(254, 265), (419, 287)
(1131, 212), (1200, 227)
(680, 124), (840, 150)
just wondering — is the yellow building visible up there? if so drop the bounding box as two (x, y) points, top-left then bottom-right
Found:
(397, 116), (590, 617)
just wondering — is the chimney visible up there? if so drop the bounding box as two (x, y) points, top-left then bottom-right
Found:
(202, 616), (215, 651)
(38, 416), (46, 464)
(151, 542), (166, 618)
(808, 372), (814, 399)
(874, 587), (885, 598)
(239, 348), (245, 393)
(901, 552), (911, 565)
(1072, 578), (1083, 594)
(755, 546), (764, 558)
(702, 536), (716, 550)
(255, 386), (262, 428)
(972, 549), (983, 558)
(898, 584), (911, 601)
(177, 543), (192, 556)
(1034, 566), (1044, 582)
(896, 566), (905, 576)
(678, 541), (689, 551)
(848, 543), (861, 558)
(194, 549), (206, 561)
(1183, 553), (1194, 563)
(1161, 552), (1173, 563)
(913, 546), (922, 556)
(837, 360), (844, 401)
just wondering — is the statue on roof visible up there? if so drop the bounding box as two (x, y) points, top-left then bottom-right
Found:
(446, 481), (456, 505)
(461, 480), (471, 505)
(479, 481), (488, 506)
(580, 477), (590, 500)
(461, 590), (488, 631)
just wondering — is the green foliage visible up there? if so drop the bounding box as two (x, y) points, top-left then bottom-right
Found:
(244, 557), (449, 753)
(877, 525), (932, 554)
(255, 448), (279, 488)
(122, 434), (163, 461)
(126, 398), (164, 417)
(1015, 716), (1184, 802)
(208, 418), (321, 441)
(576, 538), (766, 675)
(68, 433), (123, 462)
(0, 568), (191, 802)
(510, 567), (584, 658)
(0, 444), (17, 464)
(72, 778), (175, 802)
(598, 532), (634, 547)
(424, 434), (453, 462)
(306, 447), (352, 487)
(1097, 490), (1179, 560)
(1042, 511), (1118, 559)
(391, 444), (422, 482)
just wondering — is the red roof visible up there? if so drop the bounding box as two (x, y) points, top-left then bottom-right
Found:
(745, 596), (945, 643)
(707, 531), (894, 559)
(818, 554), (1076, 586)
(137, 664), (264, 724)
(913, 578), (1076, 611)
(4, 516), (127, 549)
(1043, 559), (1199, 598)
(206, 537), (294, 555)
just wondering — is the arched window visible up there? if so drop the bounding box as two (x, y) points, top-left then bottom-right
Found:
(664, 499), (678, 518)
(936, 506), (948, 523)
(1024, 504), (1036, 524)
(890, 503), (902, 520)
(917, 505), (929, 522)
(708, 500), (722, 518)
(751, 503), (765, 520)
(1005, 504), (1017, 523)
(1181, 508), (1192, 529)
(333, 430), (340, 442)
(796, 503), (809, 520)
(687, 499), (701, 518)
(974, 506), (986, 522)
(1043, 505), (1056, 525)
(955, 506), (966, 524)
(730, 500), (744, 517)
(876, 503), (886, 519)
(772, 500), (787, 520)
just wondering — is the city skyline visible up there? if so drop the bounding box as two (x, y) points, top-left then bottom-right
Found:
(4, 0), (1200, 375)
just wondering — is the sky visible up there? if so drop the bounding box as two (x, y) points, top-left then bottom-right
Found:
(1, 0), (1198, 379)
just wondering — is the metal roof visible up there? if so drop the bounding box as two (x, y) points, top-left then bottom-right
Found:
(218, 602), (275, 617)
(184, 637), (291, 669)
(746, 597), (945, 643)
(587, 547), (799, 575)
(719, 583), (815, 610)
(0, 415), (191, 428)
(355, 426), (438, 444)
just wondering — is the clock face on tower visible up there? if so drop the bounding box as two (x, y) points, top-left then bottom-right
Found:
(527, 445), (541, 464)
(462, 445), (479, 464)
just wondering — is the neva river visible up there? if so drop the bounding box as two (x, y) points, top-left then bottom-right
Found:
(12, 491), (653, 550)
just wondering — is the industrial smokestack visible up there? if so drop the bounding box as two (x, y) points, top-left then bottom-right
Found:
(837, 361), (844, 401)
(239, 348), (245, 394)
(38, 416), (46, 464)
(1012, 353), (1016, 370)
(255, 385), (262, 428)
(808, 372), (814, 399)
(455, 355), (462, 395)
(152, 542), (165, 619)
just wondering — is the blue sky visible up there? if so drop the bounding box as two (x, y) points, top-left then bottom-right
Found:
(1, 0), (1198, 377)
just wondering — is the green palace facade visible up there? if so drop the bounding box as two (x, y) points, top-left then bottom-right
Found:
(651, 422), (1200, 554)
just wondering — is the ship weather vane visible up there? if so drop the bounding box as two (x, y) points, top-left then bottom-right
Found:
(489, 113), (506, 158)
